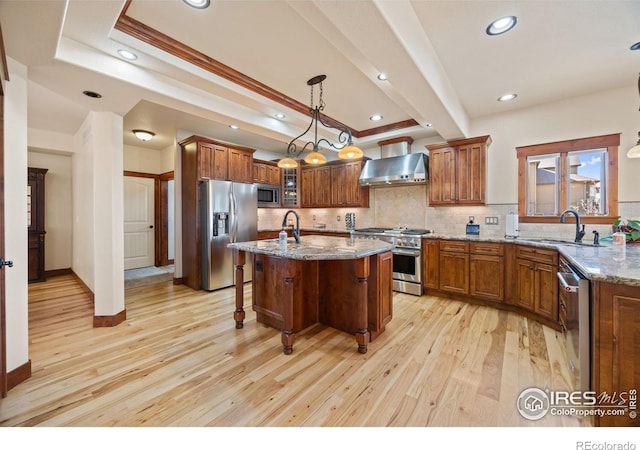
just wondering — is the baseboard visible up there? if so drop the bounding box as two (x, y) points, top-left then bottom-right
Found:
(45, 268), (73, 278)
(7, 360), (31, 391)
(93, 309), (127, 327)
(71, 270), (95, 303)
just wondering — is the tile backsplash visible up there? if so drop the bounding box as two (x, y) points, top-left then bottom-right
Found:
(258, 186), (639, 241)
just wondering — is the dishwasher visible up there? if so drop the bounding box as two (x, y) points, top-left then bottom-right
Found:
(557, 256), (591, 393)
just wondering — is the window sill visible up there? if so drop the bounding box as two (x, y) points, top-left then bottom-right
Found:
(519, 215), (620, 225)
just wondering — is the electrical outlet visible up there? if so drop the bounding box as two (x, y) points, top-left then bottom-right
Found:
(312, 215), (316, 221)
(336, 215), (341, 222)
(468, 216), (475, 223)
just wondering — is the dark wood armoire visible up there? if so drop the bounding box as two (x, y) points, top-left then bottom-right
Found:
(28, 167), (47, 283)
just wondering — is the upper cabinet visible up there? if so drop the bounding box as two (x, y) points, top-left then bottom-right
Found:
(253, 160), (281, 186)
(180, 135), (255, 184)
(300, 159), (369, 208)
(426, 135), (491, 206)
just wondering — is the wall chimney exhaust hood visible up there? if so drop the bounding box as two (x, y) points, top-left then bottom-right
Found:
(358, 137), (428, 187)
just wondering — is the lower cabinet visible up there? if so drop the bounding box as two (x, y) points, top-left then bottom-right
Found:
(470, 244), (505, 302)
(592, 281), (640, 427)
(438, 240), (469, 294)
(423, 239), (559, 330)
(510, 245), (558, 323)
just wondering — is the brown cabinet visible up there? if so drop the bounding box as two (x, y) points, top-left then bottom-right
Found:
(253, 160), (281, 185)
(438, 240), (469, 295)
(228, 147), (254, 183)
(422, 239), (439, 290)
(469, 242), (504, 302)
(426, 135), (490, 206)
(510, 245), (558, 322)
(301, 165), (331, 207)
(28, 167), (47, 283)
(592, 281), (640, 427)
(301, 160), (369, 208)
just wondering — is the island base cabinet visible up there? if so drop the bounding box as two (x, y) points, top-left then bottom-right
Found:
(592, 281), (640, 427)
(252, 254), (318, 333)
(251, 252), (393, 352)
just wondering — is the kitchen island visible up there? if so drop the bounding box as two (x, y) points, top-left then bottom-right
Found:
(228, 235), (394, 354)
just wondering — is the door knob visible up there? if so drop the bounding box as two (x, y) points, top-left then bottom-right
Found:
(0, 258), (14, 269)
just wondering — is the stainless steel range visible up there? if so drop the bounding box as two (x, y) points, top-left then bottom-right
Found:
(351, 227), (433, 295)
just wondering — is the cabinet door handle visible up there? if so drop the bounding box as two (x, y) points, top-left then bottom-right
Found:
(0, 258), (14, 269)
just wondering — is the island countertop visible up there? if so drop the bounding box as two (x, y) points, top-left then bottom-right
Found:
(228, 235), (393, 260)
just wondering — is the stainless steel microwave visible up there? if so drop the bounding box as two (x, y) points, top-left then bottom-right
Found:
(256, 184), (281, 207)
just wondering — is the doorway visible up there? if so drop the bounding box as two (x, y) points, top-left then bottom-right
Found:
(123, 176), (155, 270)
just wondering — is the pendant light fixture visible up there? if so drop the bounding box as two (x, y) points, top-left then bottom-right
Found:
(628, 72), (640, 158)
(277, 75), (362, 169)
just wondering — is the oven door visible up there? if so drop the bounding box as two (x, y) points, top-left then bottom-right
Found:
(392, 247), (422, 283)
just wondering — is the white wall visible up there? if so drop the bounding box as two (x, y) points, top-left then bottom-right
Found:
(124, 144), (166, 174)
(4, 58), (29, 372)
(470, 84), (640, 204)
(27, 150), (73, 271)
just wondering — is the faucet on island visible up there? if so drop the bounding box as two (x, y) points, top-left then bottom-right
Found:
(282, 210), (301, 244)
(559, 209), (585, 243)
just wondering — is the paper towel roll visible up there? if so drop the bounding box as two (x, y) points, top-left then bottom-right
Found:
(506, 213), (519, 237)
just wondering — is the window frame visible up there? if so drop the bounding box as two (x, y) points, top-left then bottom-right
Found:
(516, 133), (619, 224)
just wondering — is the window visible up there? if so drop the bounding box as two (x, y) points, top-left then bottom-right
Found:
(517, 134), (619, 224)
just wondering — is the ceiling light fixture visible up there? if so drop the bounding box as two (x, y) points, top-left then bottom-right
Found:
(117, 49), (137, 61)
(182, 0), (210, 9)
(631, 42), (640, 51)
(498, 93), (518, 102)
(132, 130), (155, 141)
(229, 124), (239, 130)
(486, 16), (517, 35)
(370, 114), (383, 121)
(275, 113), (286, 120)
(377, 73), (388, 81)
(628, 72), (640, 158)
(277, 75), (362, 169)
(82, 90), (102, 98)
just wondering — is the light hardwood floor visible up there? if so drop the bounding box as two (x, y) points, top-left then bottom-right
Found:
(1, 274), (582, 427)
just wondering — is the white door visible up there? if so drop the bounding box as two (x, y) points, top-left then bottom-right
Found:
(124, 176), (155, 270)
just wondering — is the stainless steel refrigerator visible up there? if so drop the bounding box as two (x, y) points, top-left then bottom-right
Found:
(201, 180), (257, 291)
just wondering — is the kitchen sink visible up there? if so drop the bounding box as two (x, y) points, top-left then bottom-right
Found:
(522, 238), (603, 247)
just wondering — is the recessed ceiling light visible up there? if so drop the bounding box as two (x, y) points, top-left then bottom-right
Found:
(132, 130), (155, 141)
(182, 0), (210, 9)
(486, 16), (517, 35)
(229, 124), (239, 130)
(498, 93), (518, 102)
(117, 49), (137, 61)
(369, 114), (383, 121)
(275, 113), (286, 120)
(82, 90), (102, 98)
(425, 123), (432, 127)
(631, 42), (640, 51)
(377, 73), (388, 81)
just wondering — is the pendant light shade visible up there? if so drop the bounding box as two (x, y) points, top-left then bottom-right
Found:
(628, 132), (640, 158)
(304, 151), (327, 165)
(337, 144), (364, 160)
(277, 157), (299, 169)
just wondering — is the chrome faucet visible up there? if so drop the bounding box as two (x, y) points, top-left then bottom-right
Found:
(282, 210), (301, 244)
(559, 209), (585, 243)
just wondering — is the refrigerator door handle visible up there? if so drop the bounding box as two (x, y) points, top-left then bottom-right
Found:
(230, 188), (238, 243)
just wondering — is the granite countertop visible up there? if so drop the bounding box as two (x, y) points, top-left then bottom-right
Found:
(228, 235), (393, 260)
(423, 234), (640, 286)
(259, 227), (354, 234)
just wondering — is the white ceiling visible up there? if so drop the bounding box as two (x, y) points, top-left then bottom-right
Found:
(1, 0), (639, 156)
